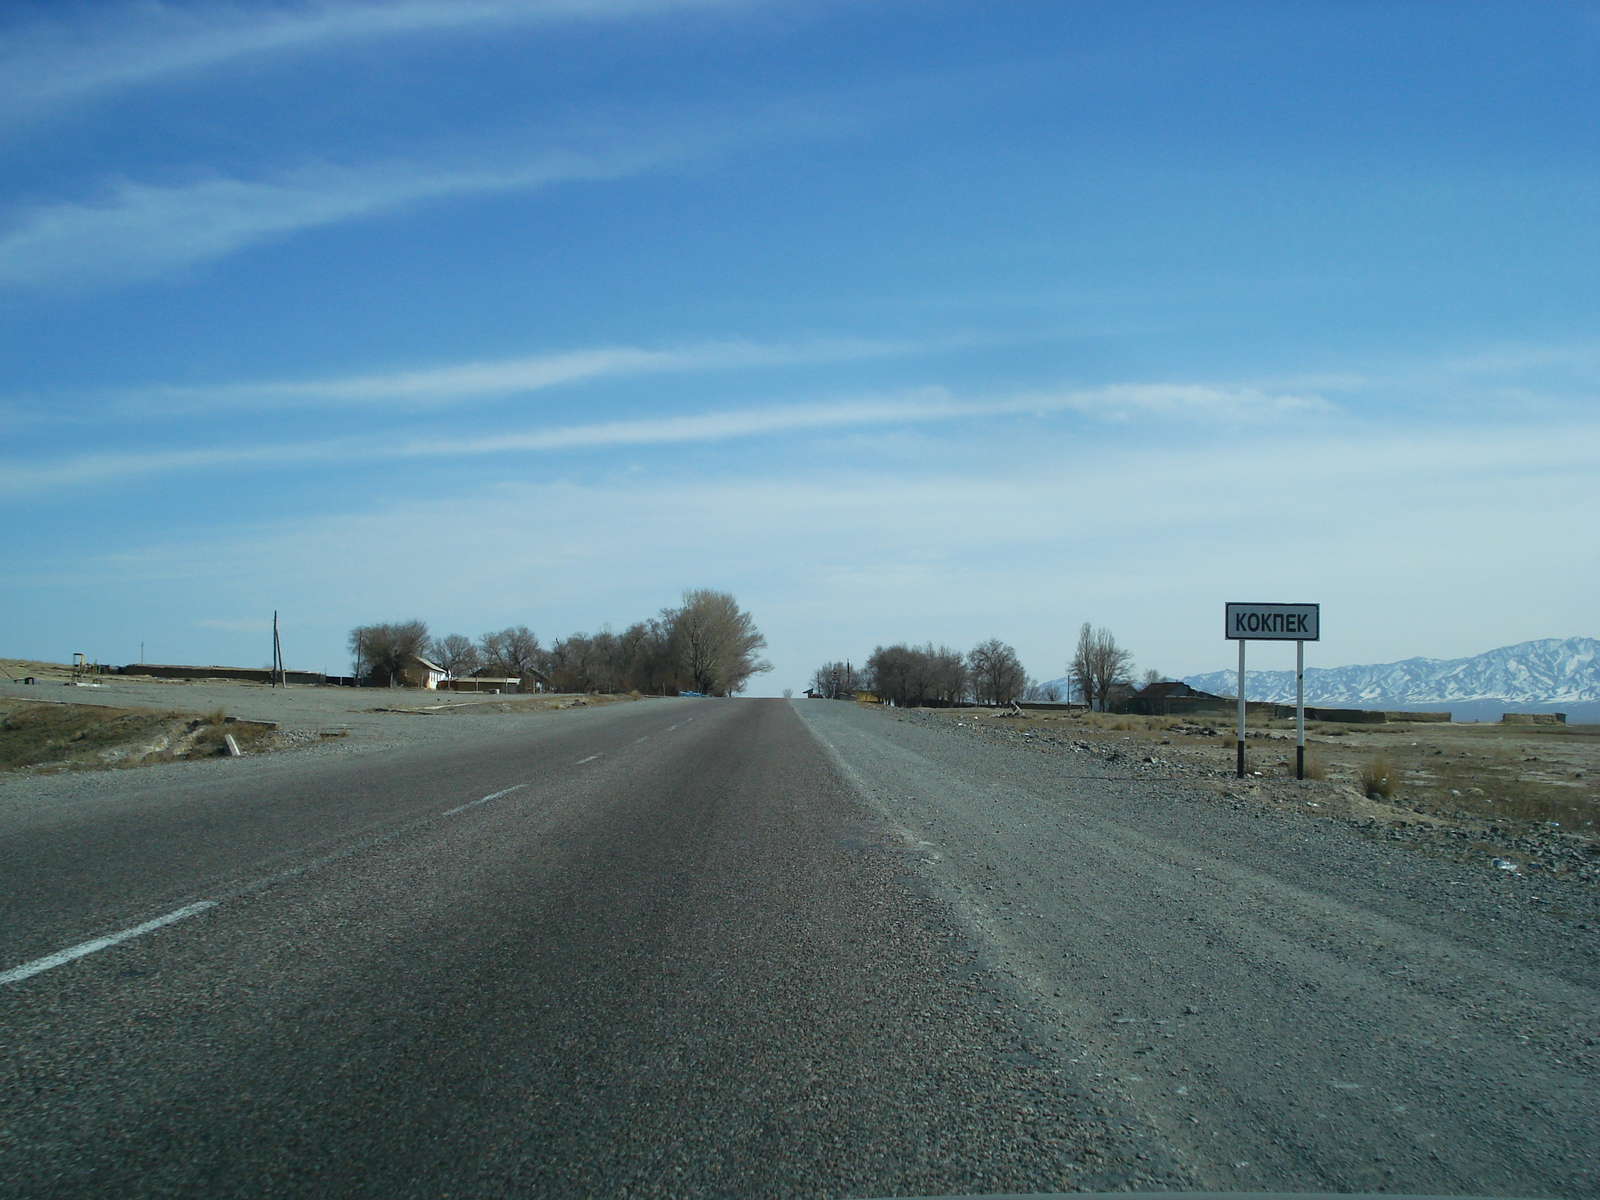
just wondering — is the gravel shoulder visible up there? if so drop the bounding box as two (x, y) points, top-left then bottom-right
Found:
(794, 698), (1600, 1198)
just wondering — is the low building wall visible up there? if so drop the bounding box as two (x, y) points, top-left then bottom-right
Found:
(440, 678), (521, 693)
(119, 664), (324, 685)
(1501, 712), (1566, 725)
(1279, 706), (1451, 724)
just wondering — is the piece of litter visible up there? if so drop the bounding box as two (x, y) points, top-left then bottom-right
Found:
(1493, 857), (1518, 871)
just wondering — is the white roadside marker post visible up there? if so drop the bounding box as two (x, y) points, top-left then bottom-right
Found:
(1296, 638), (1306, 780)
(1236, 638), (1247, 779)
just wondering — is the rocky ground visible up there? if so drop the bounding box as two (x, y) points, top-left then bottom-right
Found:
(892, 704), (1600, 897)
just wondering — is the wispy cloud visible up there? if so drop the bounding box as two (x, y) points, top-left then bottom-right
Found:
(130, 337), (922, 411)
(0, 0), (749, 124)
(197, 618), (272, 633)
(1, 381), (1329, 496)
(1051, 383), (1327, 420)
(0, 147), (674, 289)
(28, 418), (1596, 683)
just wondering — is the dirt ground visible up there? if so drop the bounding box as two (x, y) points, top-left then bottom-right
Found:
(0, 658), (636, 774)
(905, 703), (1600, 890)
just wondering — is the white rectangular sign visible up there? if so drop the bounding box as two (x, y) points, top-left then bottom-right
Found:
(1225, 602), (1319, 641)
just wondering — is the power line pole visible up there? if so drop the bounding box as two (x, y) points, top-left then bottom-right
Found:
(272, 610), (286, 688)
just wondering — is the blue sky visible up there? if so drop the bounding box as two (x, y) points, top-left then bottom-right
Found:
(2, 0), (1596, 692)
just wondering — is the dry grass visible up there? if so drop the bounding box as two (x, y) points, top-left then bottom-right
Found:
(1075, 713), (1166, 733)
(0, 699), (275, 772)
(1408, 751), (1599, 830)
(0, 700), (178, 770)
(1359, 754), (1399, 799)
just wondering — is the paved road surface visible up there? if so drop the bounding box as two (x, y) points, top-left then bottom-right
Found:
(2, 697), (1595, 1197)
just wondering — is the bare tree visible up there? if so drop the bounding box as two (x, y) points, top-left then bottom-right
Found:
(928, 644), (968, 705)
(865, 646), (911, 704)
(667, 590), (770, 695)
(1069, 622), (1095, 709)
(428, 633), (479, 678)
(479, 626), (542, 680)
(968, 638), (1027, 706)
(349, 620), (429, 687)
(865, 643), (967, 707)
(1140, 667), (1164, 689)
(1028, 679), (1061, 701)
(811, 660), (853, 697)
(1067, 623), (1135, 711)
(1090, 626), (1134, 712)
(620, 618), (677, 694)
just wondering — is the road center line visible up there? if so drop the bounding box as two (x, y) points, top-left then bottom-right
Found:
(441, 782), (528, 816)
(576, 754), (600, 764)
(0, 901), (219, 986)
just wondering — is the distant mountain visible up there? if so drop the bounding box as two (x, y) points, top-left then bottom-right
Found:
(1180, 637), (1599, 720)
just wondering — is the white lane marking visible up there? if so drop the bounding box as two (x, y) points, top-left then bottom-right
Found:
(1, 780), (544, 985)
(634, 736), (649, 743)
(441, 782), (528, 817)
(1, 901), (218, 986)
(576, 754), (599, 764)
(667, 724), (680, 731)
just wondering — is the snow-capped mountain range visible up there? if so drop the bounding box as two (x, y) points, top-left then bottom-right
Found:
(1181, 637), (1599, 711)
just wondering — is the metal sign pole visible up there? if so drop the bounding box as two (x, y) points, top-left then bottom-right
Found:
(1295, 639), (1305, 780)
(1236, 638), (1247, 779)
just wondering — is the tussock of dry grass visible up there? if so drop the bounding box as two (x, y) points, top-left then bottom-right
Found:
(1360, 754), (1399, 799)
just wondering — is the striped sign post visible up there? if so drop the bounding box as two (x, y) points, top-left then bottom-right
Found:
(1225, 603), (1320, 779)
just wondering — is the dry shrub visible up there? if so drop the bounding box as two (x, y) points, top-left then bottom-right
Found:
(1301, 751), (1327, 781)
(1360, 754), (1398, 799)
(0, 701), (182, 771)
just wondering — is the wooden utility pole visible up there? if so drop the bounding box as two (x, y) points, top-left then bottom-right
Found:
(272, 610), (286, 687)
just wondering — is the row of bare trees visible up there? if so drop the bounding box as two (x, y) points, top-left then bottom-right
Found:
(834, 639), (1027, 707)
(815, 624), (1151, 710)
(348, 590), (770, 696)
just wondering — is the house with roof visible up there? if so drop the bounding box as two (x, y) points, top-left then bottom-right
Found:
(400, 654), (449, 690)
(1119, 680), (1233, 717)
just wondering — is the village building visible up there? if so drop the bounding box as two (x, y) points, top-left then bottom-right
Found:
(1119, 680), (1234, 717)
(400, 654), (449, 690)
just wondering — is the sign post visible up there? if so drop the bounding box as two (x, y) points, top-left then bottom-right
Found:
(1225, 603), (1320, 780)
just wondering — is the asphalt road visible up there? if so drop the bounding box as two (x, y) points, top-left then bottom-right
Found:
(2, 697), (1594, 1198)
(0, 698), (1134, 1199)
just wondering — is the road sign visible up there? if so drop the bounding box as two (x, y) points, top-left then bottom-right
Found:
(1225, 602), (1321, 781)
(1225, 602), (1319, 641)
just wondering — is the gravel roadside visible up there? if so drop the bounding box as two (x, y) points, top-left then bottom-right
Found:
(795, 698), (1600, 1198)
